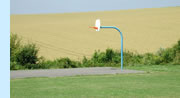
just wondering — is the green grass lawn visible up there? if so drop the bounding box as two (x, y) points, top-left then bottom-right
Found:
(11, 65), (180, 98)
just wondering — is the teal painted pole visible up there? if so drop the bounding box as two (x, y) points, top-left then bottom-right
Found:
(100, 26), (123, 70)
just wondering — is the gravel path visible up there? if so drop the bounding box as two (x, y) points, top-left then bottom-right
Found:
(11, 67), (144, 79)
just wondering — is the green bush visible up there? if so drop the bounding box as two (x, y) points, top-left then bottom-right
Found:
(10, 33), (40, 69)
(172, 40), (180, 64)
(85, 49), (143, 67)
(55, 58), (78, 68)
(15, 43), (39, 67)
(161, 48), (174, 63)
(37, 60), (53, 69)
(156, 40), (180, 64)
(10, 61), (25, 70)
(38, 58), (81, 69)
(123, 51), (143, 66)
(10, 33), (22, 62)
(105, 48), (115, 62)
(142, 53), (156, 65)
(173, 52), (180, 64)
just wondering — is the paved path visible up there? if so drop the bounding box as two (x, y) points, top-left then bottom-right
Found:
(11, 67), (144, 79)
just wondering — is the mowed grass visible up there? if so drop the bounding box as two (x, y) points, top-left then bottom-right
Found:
(11, 65), (180, 98)
(11, 7), (180, 60)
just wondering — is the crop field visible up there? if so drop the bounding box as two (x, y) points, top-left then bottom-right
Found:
(11, 7), (180, 60)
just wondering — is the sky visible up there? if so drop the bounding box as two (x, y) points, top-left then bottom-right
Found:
(11, 0), (180, 14)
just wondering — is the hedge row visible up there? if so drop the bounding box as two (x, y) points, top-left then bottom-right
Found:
(10, 33), (180, 70)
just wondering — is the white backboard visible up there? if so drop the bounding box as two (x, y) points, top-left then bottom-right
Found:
(95, 19), (100, 31)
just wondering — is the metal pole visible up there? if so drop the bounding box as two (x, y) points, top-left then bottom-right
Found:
(100, 26), (123, 70)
